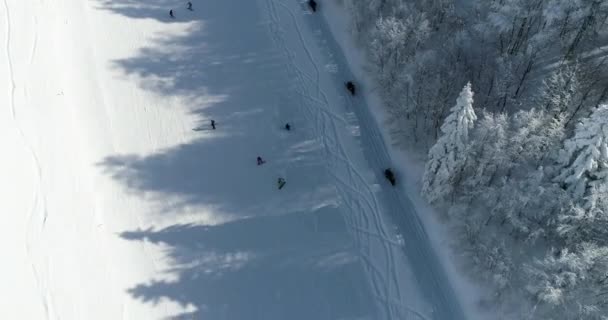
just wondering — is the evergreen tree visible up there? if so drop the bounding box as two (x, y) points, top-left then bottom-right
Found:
(554, 105), (608, 247)
(422, 82), (477, 203)
(554, 105), (608, 201)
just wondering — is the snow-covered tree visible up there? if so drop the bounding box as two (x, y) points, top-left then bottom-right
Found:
(462, 232), (514, 298)
(554, 105), (608, 201)
(368, 15), (429, 81)
(526, 243), (608, 319)
(539, 64), (580, 117)
(369, 16), (407, 73)
(552, 105), (608, 250)
(510, 108), (565, 166)
(422, 83), (477, 203)
(459, 111), (509, 194)
(557, 183), (608, 247)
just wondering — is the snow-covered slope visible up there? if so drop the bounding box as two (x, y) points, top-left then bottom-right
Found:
(1, 0), (464, 319)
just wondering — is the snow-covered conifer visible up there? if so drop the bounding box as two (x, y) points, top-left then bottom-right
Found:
(422, 82), (477, 203)
(554, 105), (608, 200)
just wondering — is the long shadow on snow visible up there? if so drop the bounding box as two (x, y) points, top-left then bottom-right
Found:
(121, 210), (371, 320)
(96, 0), (377, 319)
(97, 0), (318, 218)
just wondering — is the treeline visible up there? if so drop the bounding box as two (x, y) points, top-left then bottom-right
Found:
(338, 0), (608, 318)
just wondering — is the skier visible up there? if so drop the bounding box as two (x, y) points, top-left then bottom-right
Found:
(277, 177), (286, 189)
(187, 2), (193, 10)
(211, 119), (216, 130)
(169, 9), (175, 18)
(257, 156), (266, 165)
(308, 0), (317, 12)
(345, 81), (355, 95)
(384, 168), (396, 186)
(285, 123), (291, 131)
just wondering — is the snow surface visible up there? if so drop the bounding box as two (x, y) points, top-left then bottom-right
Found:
(1, 0), (465, 319)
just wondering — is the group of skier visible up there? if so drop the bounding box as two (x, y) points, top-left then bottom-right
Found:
(169, 2), (193, 18)
(202, 1), (397, 189)
(208, 80), (395, 188)
(208, 119), (291, 189)
(173, 0), (317, 16)
(173, 0), (315, 17)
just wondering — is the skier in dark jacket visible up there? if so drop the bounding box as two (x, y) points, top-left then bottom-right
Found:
(277, 177), (286, 189)
(345, 81), (356, 95)
(285, 123), (291, 131)
(384, 168), (396, 186)
(187, 2), (193, 10)
(308, 0), (317, 12)
(211, 119), (216, 130)
(257, 156), (265, 165)
(169, 9), (175, 18)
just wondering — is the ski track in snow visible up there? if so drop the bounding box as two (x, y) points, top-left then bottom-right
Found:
(264, 1), (467, 319)
(309, 5), (467, 320)
(29, 16), (38, 66)
(263, 0), (408, 319)
(3, 0), (52, 319)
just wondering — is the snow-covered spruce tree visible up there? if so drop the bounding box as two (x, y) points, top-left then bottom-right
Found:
(422, 82), (477, 204)
(558, 184), (608, 247)
(554, 105), (608, 246)
(554, 105), (608, 201)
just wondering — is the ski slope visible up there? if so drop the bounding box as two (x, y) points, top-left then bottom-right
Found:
(0, 0), (465, 319)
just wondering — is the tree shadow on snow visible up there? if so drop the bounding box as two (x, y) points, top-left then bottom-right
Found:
(97, 0), (325, 218)
(95, 0), (377, 318)
(121, 210), (371, 320)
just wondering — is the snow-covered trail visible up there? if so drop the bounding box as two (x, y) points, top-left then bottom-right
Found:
(309, 5), (468, 319)
(260, 1), (447, 319)
(0, 0), (463, 318)
(265, 1), (467, 319)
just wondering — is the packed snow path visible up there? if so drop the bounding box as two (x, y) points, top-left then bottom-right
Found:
(0, 0), (465, 319)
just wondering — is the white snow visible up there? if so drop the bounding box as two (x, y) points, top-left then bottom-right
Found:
(1, 0), (467, 319)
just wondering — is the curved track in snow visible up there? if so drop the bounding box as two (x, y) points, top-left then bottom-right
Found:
(261, 1), (467, 319)
(263, 1), (405, 318)
(3, 1), (53, 318)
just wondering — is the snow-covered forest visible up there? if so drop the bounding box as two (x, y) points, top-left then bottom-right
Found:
(337, 0), (608, 318)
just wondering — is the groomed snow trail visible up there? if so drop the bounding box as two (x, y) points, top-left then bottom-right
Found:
(261, 1), (467, 319)
(261, 1), (434, 319)
(0, 0), (464, 318)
